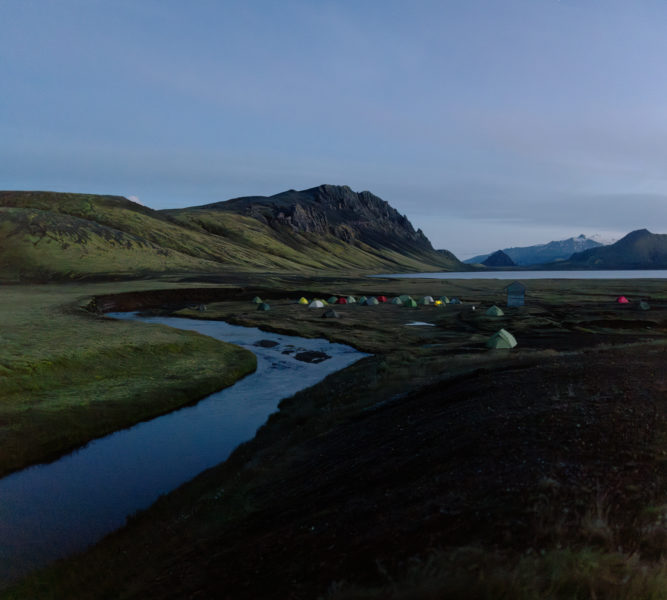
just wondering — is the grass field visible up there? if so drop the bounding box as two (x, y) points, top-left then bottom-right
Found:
(3, 275), (667, 599)
(0, 282), (256, 477)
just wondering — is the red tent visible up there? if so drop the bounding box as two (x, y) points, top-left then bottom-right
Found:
(377, 295), (388, 303)
(617, 296), (629, 304)
(335, 297), (348, 304)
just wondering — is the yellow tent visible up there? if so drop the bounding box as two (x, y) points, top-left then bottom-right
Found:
(298, 297), (308, 305)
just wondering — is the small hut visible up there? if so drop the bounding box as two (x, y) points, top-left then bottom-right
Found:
(505, 281), (526, 307)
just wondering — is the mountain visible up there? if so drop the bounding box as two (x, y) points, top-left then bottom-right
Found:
(0, 187), (462, 281)
(557, 229), (667, 269)
(465, 234), (603, 266)
(482, 249), (515, 267)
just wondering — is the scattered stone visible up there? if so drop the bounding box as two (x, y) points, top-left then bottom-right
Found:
(294, 350), (330, 363)
(254, 340), (279, 348)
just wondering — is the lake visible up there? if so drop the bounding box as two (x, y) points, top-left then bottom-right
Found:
(372, 270), (667, 280)
(0, 314), (367, 583)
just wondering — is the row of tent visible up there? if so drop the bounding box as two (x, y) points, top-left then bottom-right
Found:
(617, 296), (651, 310)
(296, 295), (463, 308)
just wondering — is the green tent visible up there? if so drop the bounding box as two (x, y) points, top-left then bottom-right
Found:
(364, 297), (379, 305)
(257, 302), (270, 311)
(404, 298), (418, 308)
(485, 305), (504, 317)
(328, 296), (338, 304)
(346, 296), (357, 303)
(486, 329), (517, 349)
(358, 296), (368, 304)
(639, 300), (651, 311)
(252, 296), (262, 304)
(391, 297), (403, 305)
(398, 294), (412, 303)
(439, 296), (449, 304)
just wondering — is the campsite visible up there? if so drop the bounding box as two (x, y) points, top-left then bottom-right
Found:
(4, 274), (667, 599)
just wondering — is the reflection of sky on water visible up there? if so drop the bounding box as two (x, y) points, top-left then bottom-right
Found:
(0, 314), (366, 582)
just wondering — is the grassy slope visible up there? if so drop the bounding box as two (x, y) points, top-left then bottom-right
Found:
(6, 277), (667, 599)
(0, 283), (257, 477)
(0, 191), (459, 281)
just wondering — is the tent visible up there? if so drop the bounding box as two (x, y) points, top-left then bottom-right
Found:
(377, 295), (388, 303)
(322, 309), (341, 319)
(364, 297), (379, 305)
(424, 295), (434, 303)
(257, 302), (270, 311)
(486, 329), (517, 349)
(404, 298), (418, 308)
(434, 300), (443, 306)
(357, 296), (368, 304)
(346, 296), (357, 303)
(418, 296), (433, 305)
(391, 297), (403, 305)
(298, 297), (309, 305)
(450, 298), (461, 304)
(252, 296), (262, 304)
(639, 300), (651, 310)
(485, 305), (504, 317)
(328, 296), (338, 304)
(439, 296), (449, 304)
(398, 294), (413, 303)
(308, 300), (325, 308)
(335, 297), (348, 305)
(617, 296), (630, 304)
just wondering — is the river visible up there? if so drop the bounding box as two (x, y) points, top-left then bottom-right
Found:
(0, 314), (367, 583)
(372, 269), (667, 279)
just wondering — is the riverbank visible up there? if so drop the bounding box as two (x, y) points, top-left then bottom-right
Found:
(4, 275), (667, 598)
(0, 282), (257, 477)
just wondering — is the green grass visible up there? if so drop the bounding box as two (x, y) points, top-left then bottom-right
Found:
(0, 191), (458, 281)
(0, 282), (256, 477)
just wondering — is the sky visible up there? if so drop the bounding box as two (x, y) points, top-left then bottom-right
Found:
(2, 0), (667, 259)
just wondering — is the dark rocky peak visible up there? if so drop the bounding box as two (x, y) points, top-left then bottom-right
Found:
(483, 250), (515, 267)
(204, 184), (434, 252)
(616, 229), (652, 245)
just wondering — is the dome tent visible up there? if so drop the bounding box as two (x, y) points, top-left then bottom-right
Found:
(297, 297), (309, 305)
(308, 300), (325, 308)
(485, 305), (504, 317)
(486, 329), (517, 349)
(252, 296), (262, 304)
(257, 302), (270, 311)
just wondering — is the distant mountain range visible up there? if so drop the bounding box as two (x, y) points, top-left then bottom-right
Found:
(465, 234), (603, 266)
(0, 186), (462, 281)
(555, 229), (667, 269)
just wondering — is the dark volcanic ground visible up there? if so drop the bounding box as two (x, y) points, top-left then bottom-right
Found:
(118, 342), (667, 600)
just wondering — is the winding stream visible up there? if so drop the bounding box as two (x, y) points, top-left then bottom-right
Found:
(0, 314), (367, 583)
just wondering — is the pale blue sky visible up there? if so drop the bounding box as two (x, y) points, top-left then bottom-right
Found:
(2, 0), (667, 258)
